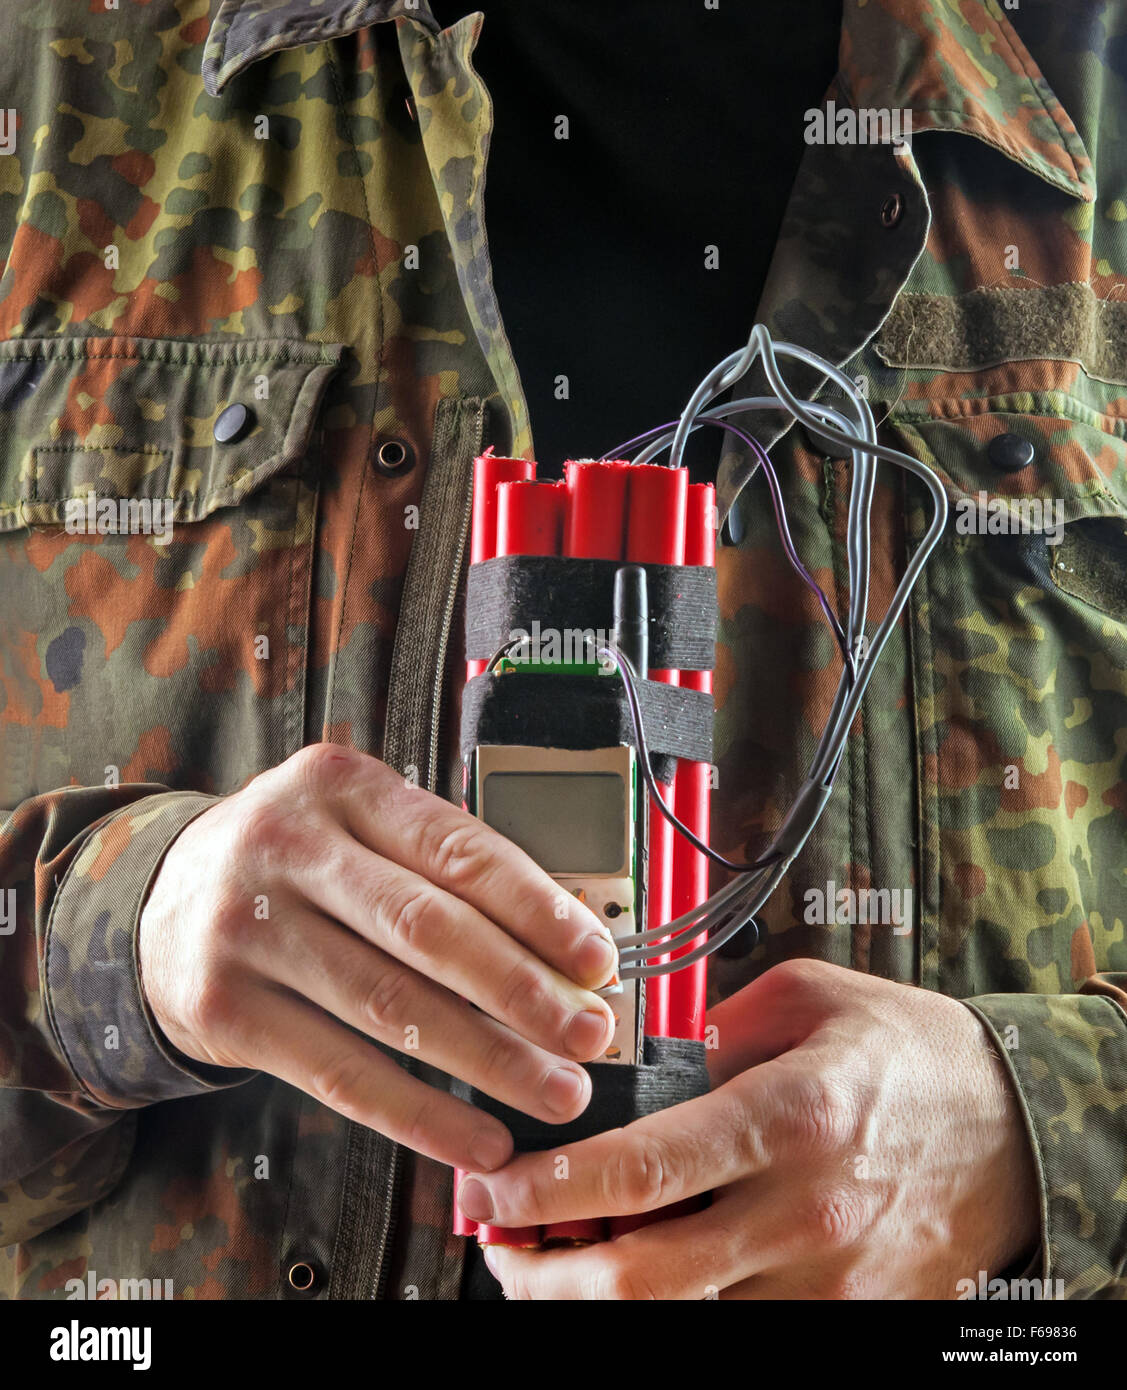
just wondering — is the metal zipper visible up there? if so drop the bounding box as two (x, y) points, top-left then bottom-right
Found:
(362, 395), (487, 1300)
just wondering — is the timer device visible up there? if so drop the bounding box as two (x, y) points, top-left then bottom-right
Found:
(472, 742), (643, 1066)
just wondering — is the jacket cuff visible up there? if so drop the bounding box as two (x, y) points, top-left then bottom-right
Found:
(964, 992), (1127, 1298)
(44, 790), (256, 1108)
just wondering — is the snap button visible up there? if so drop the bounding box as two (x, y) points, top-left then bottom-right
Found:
(987, 432), (1035, 473)
(880, 193), (903, 228)
(287, 1260), (318, 1293)
(214, 402), (253, 444)
(374, 437), (414, 476)
(722, 497), (746, 546)
(718, 917), (760, 960)
(803, 424), (850, 460)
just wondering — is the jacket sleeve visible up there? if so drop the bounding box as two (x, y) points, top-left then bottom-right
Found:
(964, 980), (1127, 1299)
(0, 785), (251, 1246)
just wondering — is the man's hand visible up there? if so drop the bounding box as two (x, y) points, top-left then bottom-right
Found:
(462, 958), (1041, 1298)
(138, 744), (618, 1174)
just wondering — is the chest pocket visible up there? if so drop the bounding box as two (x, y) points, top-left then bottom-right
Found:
(0, 335), (344, 807)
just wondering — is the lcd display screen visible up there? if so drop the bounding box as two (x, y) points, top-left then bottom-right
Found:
(481, 771), (626, 874)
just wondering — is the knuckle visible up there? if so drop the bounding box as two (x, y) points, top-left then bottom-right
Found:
(808, 1186), (868, 1252)
(310, 1051), (369, 1122)
(207, 885), (257, 954)
(288, 741), (356, 797)
(230, 796), (295, 864)
(424, 819), (494, 892)
(767, 955), (832, 999)
(384, 884), (443, 956)
(593, 1256), (657, 1302)
(787, 1073), (854, 1154)
(401, 1090), (444, 1156)
(358, 966), (411, 1035)
(478, 1031), (527, 1087)
(181, 968), (239, 1042)
(607, 1137), (670, 1211)
(497, 958), (550, 1026)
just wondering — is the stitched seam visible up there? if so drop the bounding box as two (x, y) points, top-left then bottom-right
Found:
(0, 341), (340, 365)
(29, 446), (173, 505)
(982, 0), (1086, 184)
(890, 393), (1127, 441)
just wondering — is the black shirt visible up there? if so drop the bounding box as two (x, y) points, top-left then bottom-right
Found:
(432, 0), (843, 479)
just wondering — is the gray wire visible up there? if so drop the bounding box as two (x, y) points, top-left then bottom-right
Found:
(607, 325), (947, 980)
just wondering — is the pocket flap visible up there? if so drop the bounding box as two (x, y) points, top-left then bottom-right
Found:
(890, 403), (1127, 529)
(0, 336), (346, 532)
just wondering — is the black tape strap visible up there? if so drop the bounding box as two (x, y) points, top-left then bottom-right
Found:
(452, 1036), (710, 1152)
(460, 670), (713, 783)
(465, 556), (717, 669)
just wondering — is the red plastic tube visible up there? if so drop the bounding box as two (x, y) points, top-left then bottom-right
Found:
(667, 484), (716, 1041)
(533, 461), (636, 1249)
(607, 466), (688, 1241)
(624, 464), (688, 1040)
(563, 460), (630, 559)
(458, 453), (537, 1249)
(473, 476), (570, 1252)
(496, 479), (565, 558)
(467, 452), (535, 679)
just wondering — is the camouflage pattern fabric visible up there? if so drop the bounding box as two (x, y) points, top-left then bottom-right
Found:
(0, 0), (1123, 1300)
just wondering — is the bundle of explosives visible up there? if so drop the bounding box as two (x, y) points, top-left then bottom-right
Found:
(454, 451), (718, 1249)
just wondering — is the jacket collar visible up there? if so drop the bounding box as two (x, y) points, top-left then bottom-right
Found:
(204, 0), (1094, 203)
(203, 0), (439, 96)
(840, 0), (1094, 202)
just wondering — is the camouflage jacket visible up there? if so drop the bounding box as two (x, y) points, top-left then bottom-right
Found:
(0, 0), (1124, 1300)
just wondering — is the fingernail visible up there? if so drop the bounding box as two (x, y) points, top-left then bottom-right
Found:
(564, 1008), (610, 1059)
(458, 1176), (495, 1223)
(469, 1130), (510, 1172)
(573, 931), (617, 983)
(542, 1065), (588, 1117)
(483, 1246), (500, 1278)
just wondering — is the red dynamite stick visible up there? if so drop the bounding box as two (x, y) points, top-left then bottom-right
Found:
(495, 478), (565, 557)
(607, 465), (688, 1241)
(474, 478), (568, 1251)
(563, 459), (630, 558)
(667, 483), (716, 1041)
(531, 461), (633, 1249)
(624, 464), (688, 1040)
(467, 451), (535, 679)
(651, 485), (717, 1228)
(459, 455), (537, 1247)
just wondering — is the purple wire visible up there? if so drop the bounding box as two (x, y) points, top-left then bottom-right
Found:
(602, 421), (851, 665)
